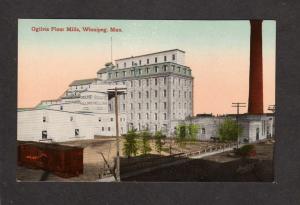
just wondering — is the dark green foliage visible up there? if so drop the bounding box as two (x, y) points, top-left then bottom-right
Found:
(218, 118), (243, 142)
(175, 124), (199, 148)
(123, 129), (138, 158)
(154, 131), (166, 154)
(138, 130), (152, 155)
(235, 144), (255, 157)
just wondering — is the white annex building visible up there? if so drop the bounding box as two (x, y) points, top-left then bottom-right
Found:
(18, 49), (193, 142)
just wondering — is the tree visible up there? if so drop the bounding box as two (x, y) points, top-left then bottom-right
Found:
(139, 130), (152, 155)
(175, 124), (199, 148)
(218, 118), (243, 142)
(154, 131), (166, 154)
(123, 129), (138, 158)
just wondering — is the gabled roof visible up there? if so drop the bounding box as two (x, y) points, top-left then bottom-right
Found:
(69, 78), (97, 86)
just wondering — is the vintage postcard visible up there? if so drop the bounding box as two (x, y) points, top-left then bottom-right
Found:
(17, 19), (276, 182)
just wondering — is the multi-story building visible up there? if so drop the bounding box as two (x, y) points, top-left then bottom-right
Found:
(18, 49), (193, 142)
(97, 49), (193, 135)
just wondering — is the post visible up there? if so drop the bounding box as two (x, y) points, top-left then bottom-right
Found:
(114, 87), (120, 181)
(232, 102), (246, 149)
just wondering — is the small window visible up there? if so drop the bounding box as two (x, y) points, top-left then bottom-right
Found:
(164, 77), (167, 85)
(60, 106), (63, 110)
(102, 127), (104, 131)
(139, 80), (141, 86)
(42, 130), (47, 139)
(172, 54), (175, 60)
(108, 127), (111, 131)
(42, 116), (46, 122)
(110, 118), (114, 121)
(163, 65), (167, 72)
(164, 56), (167, 61)
(124, 62), (126, 68)
(70, 116), (73, 121)
(146, 103), (149, 110)
(155, 102), (158, 109)
(164, 113), (167, 120)
(164, 90), (167, 97)
(164, 102), (167, 109)
(147, 59), (149, 64)
(155, 113), (158, 120)
(155, 90), (158, 97)
(123, 104), (125, 111)
(138, 103), (141, 110)
(75, 129), (79, 136)
(155, 57), (157, 63)
(139, 92), (141, 98)
(155, 78), (158, 85)
(155, 66), (158, 73)
(146, 91), (149, 98)
(98, 117), (101, 122)
(139, 60), (141, 65)
(201, 128), (206, 134)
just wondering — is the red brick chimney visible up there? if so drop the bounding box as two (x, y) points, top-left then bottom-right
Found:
(248, 20), (264, 114)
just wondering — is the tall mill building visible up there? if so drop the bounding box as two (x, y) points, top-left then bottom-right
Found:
(18, 49), (193, 142)
(97, 49), (194, 135)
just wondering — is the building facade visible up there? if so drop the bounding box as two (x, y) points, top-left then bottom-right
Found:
(18, 49), (193, 142)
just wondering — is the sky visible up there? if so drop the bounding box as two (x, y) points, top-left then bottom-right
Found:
(18, 19), (276, 115)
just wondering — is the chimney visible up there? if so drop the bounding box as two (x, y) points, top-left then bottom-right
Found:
(248, 20), (264, 114)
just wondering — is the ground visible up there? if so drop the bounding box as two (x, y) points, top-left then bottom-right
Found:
(16, 138), (274, 182)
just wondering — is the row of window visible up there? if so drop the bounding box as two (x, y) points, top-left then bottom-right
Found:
(131, 123), (168, 132)
(117, 54), (176, 68)
(42, 116), (126, 123)
(130, 113), (168, 120)
(109, 65), (190, 79)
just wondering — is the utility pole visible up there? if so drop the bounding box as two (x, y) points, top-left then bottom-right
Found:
(232, 102), (246, 148)
(108, 87), (126, 182)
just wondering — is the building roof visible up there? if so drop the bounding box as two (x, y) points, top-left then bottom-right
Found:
(97, 67), (109, 74)
(115, 49), (185, 61)
(69, 78), (97, 86)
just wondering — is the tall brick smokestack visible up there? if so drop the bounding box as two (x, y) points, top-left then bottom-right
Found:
(248, 20), (264, 114)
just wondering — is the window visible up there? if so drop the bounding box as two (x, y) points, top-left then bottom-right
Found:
(178, 67), (181, 73)
(155, 90), (158, 97)
(110, 118), (114, 121)
(178, 90), (180, 98)
(164, 113), (167, 120)
(173, 89), (175, 97)
(42, 130), (47, 139)
(109, 104), (112, 111)
(155, 113), (158, 120)
(132, 61), (134, 66)
(123, 104), (125, 111)
(138, 103), (141, 110)
(146, 79), (149, 86)
(155, 57), (157, 63)
(108, 127), (111, 131)
(164, 56), (167, 61)
(146, 67), (150, 74)
(172, 54), (175, 60)
(146, 113), (149, 119)
(172, 65), (175, 71)
(123, 71), (126, 77)
(163, 77), (167, 85)
(75, 129), (79, 136)
(138, 123), (141, 131)
(60, 106), (63, 110)
(184, 91), (187, 98)
(155, 78), (158, 85)
(139, 92), (141, 98)
(139, 80), (141, 86)
(164, 102), (167, 109)
(138, 69), (141, 75)
(131, 113), (133, 120)
(163, 89), (167, 97)
(189, 91), (192, 98)
(173, 102), (175, 109)
(116, 63), (119, 68)
(124, 62), (126, 68)
(98, 117), (101, 122)
(131, 92), (133, 99)
(138, 113), (141, 119)
(131, 70), (134, 76)
(123, 94), (126, 100)
(108, 73), (111, 79)
(70, 116), (73, 121)
(146, 91), (149, 98)
(155, 66), (158, 73)
(139, 60), (141, 65)
(201, 128), (206, 134)
(179, 79), (181, 85)
(115, 72), (118, 77)
(155, 124), (158, 131)
(43, 116), (46, 122)
(131, 81), (133, 87)
(155, 102), (158, 109)
(163, 65), (167, 72)
(147, 59), (149, 64)
(102, 127), (104, 131)
(131, 103), (133, 110)
(146, 103), (149, 110)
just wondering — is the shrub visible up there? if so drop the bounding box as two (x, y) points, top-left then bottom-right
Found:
(218, 118), (243, 142)
(154, 131), (166, 154)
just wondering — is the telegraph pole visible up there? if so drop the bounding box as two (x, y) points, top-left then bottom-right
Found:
(232, 102), (246, 148)
(108, 87), (126, 182)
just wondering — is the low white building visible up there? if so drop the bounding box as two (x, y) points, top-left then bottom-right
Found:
(181, 114), (274, 143)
